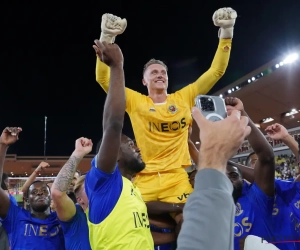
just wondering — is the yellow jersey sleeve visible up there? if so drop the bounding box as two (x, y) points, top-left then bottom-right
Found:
(174, 39), (232, 108)
(95, 57), (141, 113)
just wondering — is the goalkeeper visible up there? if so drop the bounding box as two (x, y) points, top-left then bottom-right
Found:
(93, 9), (237, 225)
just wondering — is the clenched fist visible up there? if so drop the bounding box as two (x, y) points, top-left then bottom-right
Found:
(100, 13), (127, 43)
(0, 127), (22, 146)
(213, 7), (237, 39)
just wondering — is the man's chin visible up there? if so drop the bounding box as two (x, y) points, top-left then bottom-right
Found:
(33, 204), (49, 213)
(133, 163), (146, 174)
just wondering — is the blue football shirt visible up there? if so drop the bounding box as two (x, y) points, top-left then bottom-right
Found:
(59, 204), (91, 250)
(85, 156), (123, 224)
(273, 180), (300, 250)
(9, 194), (18, 206)
(1, 199), (65, 250)
(234, 181), (274, 250)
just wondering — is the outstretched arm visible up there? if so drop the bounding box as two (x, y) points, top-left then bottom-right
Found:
(95, 57), (111, 93)
(265, 123), (299, 165)
(191, 38), (231, 95)
(247, 116), (275, 195)
(93, 13), (127, 93)
(95, 42), (125, 173)
(0, 145), (9, 218)
(0, 127), (22, 218)
(21, 161), (49, 194)
(175, 8), (237, 107)
(51, 156), (79, 221)
(226, 97), (275, 196)
(264, 123), (300, 182)
(51, 138), (92, 221)
(176, 39), (232, 107)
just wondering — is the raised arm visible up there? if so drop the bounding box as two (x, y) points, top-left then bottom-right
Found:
(93, 13), (127, 93)
(0, 127), (22, 218)
(191, 38), (231, 95)
(265, 123), (299, 164)
(94, 42), (125, 173)
(51, 138), (92, 221)
(175, 8), (237, 108)
(226, 97), (275, 196)
(175, 39), (232, 108)
(95, 57), (110, 93)
(21, 161), (50, 193)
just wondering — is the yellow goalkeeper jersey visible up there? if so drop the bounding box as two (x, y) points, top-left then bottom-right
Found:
(95, 39), (232, 173)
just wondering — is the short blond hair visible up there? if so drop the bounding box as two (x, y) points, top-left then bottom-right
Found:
(143, 59), (168, 75)
(74, 175), (85, 195)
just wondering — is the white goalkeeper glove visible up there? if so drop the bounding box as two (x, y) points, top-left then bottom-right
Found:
(212, 7), (237, 39)
(100, 13), (127, 43)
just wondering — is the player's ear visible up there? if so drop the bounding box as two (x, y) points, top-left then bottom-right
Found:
(142, 78), (147, 86)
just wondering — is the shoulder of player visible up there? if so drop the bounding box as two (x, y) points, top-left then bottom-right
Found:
(126, 88), (146, 99)
(275, 179), (300, 191)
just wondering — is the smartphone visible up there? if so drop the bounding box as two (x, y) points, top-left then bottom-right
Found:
(194, 95), (227, 122)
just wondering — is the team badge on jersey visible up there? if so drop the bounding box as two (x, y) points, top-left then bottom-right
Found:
(149, 107), (155, 112)
(235, 202), (243, 216)
(168, 105), (177, 114)
(294, 200), (300, 209)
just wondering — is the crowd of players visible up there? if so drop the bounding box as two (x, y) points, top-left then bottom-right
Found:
(0, 7), (300, 250)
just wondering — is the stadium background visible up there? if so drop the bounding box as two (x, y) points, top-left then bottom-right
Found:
(4, 47), (300, 203)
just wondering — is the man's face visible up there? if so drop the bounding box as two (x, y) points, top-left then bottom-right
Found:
(28, 182), (51, 212)
(120, 136), (145, 174)
(226, 165), (243, 203)
(142, 64), (168, 91)
(76, 185), (88, 212)
(248, 153), (258, 168)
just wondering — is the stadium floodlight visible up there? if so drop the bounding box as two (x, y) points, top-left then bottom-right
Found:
(228, 89), (232, 94)
(219, 94), (223, 98)
(283, 53), (298, 64)
(251, 77), (255, 81)
(236, 86), (239, 90)
(285, 109), (298, 116)
(275, 64), (279, 68)
(262, 118), (274, 123)
(248, 79), (251, 83)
